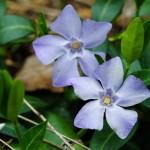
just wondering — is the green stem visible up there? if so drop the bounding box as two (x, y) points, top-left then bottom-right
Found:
(13, 120), (22, 150)
(124, 63), (130, 79)
(108, 32), (124, 42)
(136, 7), (140, 17)
(77, 129), (87, 138)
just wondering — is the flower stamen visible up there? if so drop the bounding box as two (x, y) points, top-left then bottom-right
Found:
(102, 96), (112, 105)
(71, 41), (81, 50)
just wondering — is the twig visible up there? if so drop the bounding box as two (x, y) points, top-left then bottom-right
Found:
(0, 139), (15, 150)
(18, 115), (91, 150)
(18, 115), (38, 125)
(23, 99), (75, 150)
(18, 116), (63, 149)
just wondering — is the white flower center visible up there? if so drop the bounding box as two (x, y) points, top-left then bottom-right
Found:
(102, 96), (112, 105)
(71, 41), (81, 50)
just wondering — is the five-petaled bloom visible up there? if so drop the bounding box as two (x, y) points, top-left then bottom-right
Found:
(33, 4), (112, 86)
(71, 57), (150, 139)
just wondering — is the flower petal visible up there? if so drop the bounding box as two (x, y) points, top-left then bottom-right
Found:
(50, 4), (82, 40)
(33, 35), (67, 65)
(92, 51), (106, 60)
(116, 75), (150, 107)
(70, 77), (103, 100)
(106, 105), (138, 139)
(53, 53), (79, 87)
(80, 19), (112, 48)
(74, 100), (105, 130)
(78, 50), (100, 77)
(94, 57), (124, 92)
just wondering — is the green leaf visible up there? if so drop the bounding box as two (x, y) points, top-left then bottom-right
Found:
(121, 17), (144, 64)
(92, 0), (124, 22)
(143, 19), (150, 51)
(0, 70), (13, 118)
(139, 0), (150, 17)
(0, 15), (35, 45)
(0, 0), (6, 16)
(131, 69), (150, 86)
(90, 122), (138, 150)
(0, 122), (27, 138)
(0, 70), (24, 121)
(94, 54), (104, 64)
(140, 41), (150, 69)
(35, 11), (48, 36)
(45, 113), (78, 145)
(140, 97), (150, 109)
(92, 40), (109, 53)
(7, 80), (24, 121)
(128, 60), (142, 75)
(107, 44), (121, 57)
(45, 113), (85, 149)
(135, 0), (145, 9)
(20, 95), (47, 114)
(22, 121), (47, 150)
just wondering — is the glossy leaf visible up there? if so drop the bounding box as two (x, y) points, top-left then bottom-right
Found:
(45, 113), (78, 145)
(128, 60), (142, 75)
(143, 19), (150, 51)
(131, 69), (150, 86)
(92, 40), (109, 53)
(0, 122), (27, 138)
(22, 121), (47, 150)
(94, 54), (104, 64)
(45, 113), (84, 149)
(121, 17), (144, 64)
(90, 122), (138, 150)
(0, 15), (35, 45)
(139, 0), (150, 17)
(0, 70), (13, 118)
(92, 0), (124, 21)
(7, 80), (24, 121)
(0, 70), (24, 121)
(141, 97), (150, 109)
(20, 95), (47, 114)
(35, 11), (48, 36)
(140, 41), (150, 69)
(135, 0), (145, 9)
(0, 0), (6, 16)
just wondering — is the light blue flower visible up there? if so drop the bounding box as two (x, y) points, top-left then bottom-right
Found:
(70, 57), (150, 139)
(33, 4), (112, 86)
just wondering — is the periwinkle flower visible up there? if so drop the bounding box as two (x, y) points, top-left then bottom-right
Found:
(33, 4), (112, 86)
(70, 57), (150, 139)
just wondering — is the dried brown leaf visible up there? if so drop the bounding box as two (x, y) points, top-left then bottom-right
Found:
(15, 55), (64, 93)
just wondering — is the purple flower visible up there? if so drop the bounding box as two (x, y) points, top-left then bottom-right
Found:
(33, 4), (112, 87)
(70, 57), (150, 139)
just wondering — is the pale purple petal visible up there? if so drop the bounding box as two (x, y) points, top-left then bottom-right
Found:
(116, 75), (150, 107)
(80, 19), (112, 48)
(33, 35), (68, 65)
(53, 53), (79, 87)
(74, 100), (105, 130)
(94, 57), (124, 92)
(70, 77), (103, 100)
(106, 105), (138, 139)
(50, 4), (82, 40)
(92, 51), (106, 60)
(78, 50), (100, 77)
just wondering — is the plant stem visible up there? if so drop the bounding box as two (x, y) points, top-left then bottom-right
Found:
(124, 63), (130, 79)
(77, 129), (87, 138)
(18, 115), (91, 150)
(23, 99), (75, 150)
(0, 139), (15, 150)
(13, 120), (22, 150)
